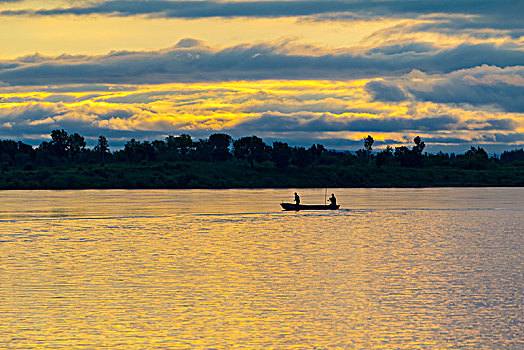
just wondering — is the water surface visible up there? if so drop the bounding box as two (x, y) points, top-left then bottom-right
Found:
(1, 188), (522, 348)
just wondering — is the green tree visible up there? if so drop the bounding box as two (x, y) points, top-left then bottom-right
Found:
(393, 136), (426, 168)
(124, 138), (140, 166)
(208, 133), (232, 162)
(456, 146), (490, 170)
(67, 133), (86, 160)
(0, 153), (11, 167)
(308, 144), (326, 163)
(272, 141), (292, 169)
(152, 140), (166, 152)
(364, 135), (374, 163)
(49, 129), (69, 157)
(465, 146), (488, 159)
(413, 136), (426, 154)
(166, 134), (193, 157)
(410, 136), (426, 167)
(292, 146), (314, 167)
(233, 136), (268, 168)
(192, 139), (212, 161)
(394, 146), (413, 167)
(94, 135), (110, 162)
(501, 148), (524, 163)
(376, 145), (394, 167)
(139, 141), (154, 162)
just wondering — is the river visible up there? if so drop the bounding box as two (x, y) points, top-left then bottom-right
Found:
(1, 188), (522, 348)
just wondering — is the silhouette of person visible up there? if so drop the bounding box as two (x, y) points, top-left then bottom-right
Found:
(294, 192), (300, 205)
(328, 193), (336, 206)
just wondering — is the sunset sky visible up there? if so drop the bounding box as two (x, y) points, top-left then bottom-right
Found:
(1, 0), (523, 152)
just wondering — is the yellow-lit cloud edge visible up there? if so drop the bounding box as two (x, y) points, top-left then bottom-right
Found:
(1, 80), (522, 150)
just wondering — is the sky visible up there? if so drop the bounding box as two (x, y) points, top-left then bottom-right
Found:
(0, 0), (523, 152)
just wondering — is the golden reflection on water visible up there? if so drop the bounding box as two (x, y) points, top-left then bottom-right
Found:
(0, 189), (523, 348)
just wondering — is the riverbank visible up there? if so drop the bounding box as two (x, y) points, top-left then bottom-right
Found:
(1, 161), (523, 190)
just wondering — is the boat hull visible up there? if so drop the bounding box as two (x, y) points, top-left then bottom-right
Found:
(280, 203), (340, 211)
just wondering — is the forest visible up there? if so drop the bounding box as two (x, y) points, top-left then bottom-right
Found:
(0, 130), (523, 189)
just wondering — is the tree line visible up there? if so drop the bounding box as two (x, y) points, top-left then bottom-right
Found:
(1, 130), (523, 173)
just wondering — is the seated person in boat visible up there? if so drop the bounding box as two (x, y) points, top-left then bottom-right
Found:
(328, 193), (336, 206)
(294, 192), (300, 205)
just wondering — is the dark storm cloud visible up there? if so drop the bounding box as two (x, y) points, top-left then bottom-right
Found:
(2, 1), (521, 38)
(0, 62), (19, 70)
(1, 41), (523, 85)
(365, 43), (436, 56)
(0, 103), (63, 122)
(463, 118), (520, 131)
(484, 119), (519, 131)
(1, 1), (519, 21)
(492, 133), (524, 143)
(364, 81), (406, 102)
(423, 136), (474, 144)
(8, 1), (349, 18)
(310, 2), (523, 33)
(407, 66), (524, 113)
(409, 81), (524, 113)
(405, 16), (524, 39)
(366, 66), (524, 113)
(235, 113), (461, 134)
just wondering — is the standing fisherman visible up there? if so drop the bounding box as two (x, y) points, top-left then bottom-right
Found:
(294, 192), (300, 205)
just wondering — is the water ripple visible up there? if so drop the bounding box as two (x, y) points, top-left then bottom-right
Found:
(0, 188), (522, 349)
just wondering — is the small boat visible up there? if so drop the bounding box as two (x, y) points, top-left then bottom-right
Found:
(280, 203), (340, 211)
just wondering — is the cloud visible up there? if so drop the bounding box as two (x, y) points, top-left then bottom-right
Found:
(234, 113), (463, 133)
(365, 81), (406, 102)
(1, 40), (523, 86)
(366, 42), (436, 56)
(2, 1), (519, 21)
(406, 12), (524, 38)
(4, 1), (347, 18)
(410, 81), (524, 114)
(1, 79), (521, 151)
(0, 103), (63, 122)
(368, 65), (524, 113)
(492, 132), (524, 143)
(483, 119), (519, 131)
(0, 101), (160, 142)
(1, 2), (521, 152)
(3, 0), (521, 41)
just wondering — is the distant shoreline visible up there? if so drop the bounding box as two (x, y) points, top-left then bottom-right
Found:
(1, 161), (522, 190)
(2, 132), (523, 190)
(2, 185), (523, 191)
